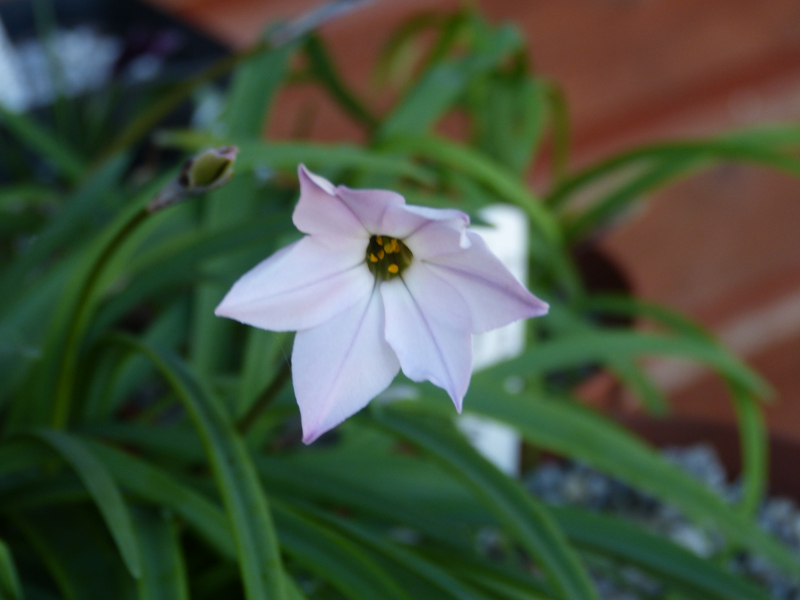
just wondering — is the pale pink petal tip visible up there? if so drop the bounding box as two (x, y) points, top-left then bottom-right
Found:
(302, 428), (321, 445)
(297, 163), (336, 194)
(293, 289), (400, 444)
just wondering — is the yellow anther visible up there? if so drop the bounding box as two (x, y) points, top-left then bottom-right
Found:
(388, 264), (399, 274)
(378, 249), (385, 259)
(391, 239), (400, 252)
(376, 236), (383, 246)
(369, 253), (378, 263)
(384, 244), (393, 254)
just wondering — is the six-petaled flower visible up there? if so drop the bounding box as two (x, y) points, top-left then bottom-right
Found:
(216, 165), (549, 443)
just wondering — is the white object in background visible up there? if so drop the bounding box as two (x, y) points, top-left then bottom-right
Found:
(458, 204), (529, 476)
(0, 18), (28, 111)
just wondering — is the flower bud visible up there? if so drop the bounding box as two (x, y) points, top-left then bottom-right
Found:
(180, 146), (238, 191)
(148, 146), (239, 212)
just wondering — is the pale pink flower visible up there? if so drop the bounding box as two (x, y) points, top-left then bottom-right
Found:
(216, 165), (549, 443)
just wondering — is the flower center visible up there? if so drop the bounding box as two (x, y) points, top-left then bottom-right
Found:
(365, 235), (413, 280)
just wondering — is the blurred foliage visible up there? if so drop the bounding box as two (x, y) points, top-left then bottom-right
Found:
(1, 6), (800, 600)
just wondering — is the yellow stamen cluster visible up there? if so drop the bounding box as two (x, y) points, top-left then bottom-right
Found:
(366, 234), (412, 280)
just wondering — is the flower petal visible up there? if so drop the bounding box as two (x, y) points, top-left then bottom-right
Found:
(382, 262), (472, 410)
(335, 186), (406, 233)
(424, 232), (549, 334)
(292, 165), (369, 239)
(215, 236), (373, 331)
(381, 204), (471, 259)
(293, 286), (400, 443)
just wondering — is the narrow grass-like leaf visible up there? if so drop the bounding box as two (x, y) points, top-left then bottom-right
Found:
(0, 154), (130, 314)
(290, 501), (492, 600)
(29, 429), (141, 578)
(729, 385), (768, 518)
(273, 504), (412, 600)
(223, 38), (294, 138)
(373, 407), (599, 600)
(373, 12), (444, 90)
(379, 23), (521, 139)
(607, 359), (669, 415)
(132, 506), (190, 600)
(237, 330), (289, 419)
(12, 506), (136, 600)
(379, 135), (561, 245)
(486, 329), (769, 399)
(421, 546), (553, 599)
(0, 104), (87, 182)
(471, 75), (547, 175)
(546, 135), (800, 211)
(581, 295), (768, 515)
(0, 538), (23, 600)
(192, 36), (294, 376)
(155, 131), (435, 184)
(89, 441), (235, 559)
(544, 82), (570, 182)
(564, 156), (697, 241)
(256, 454), (473, 549)
(457, 385), (800, 578)
(551, 507), (771, 600)
(106, 334), (286, 600)
(305, 35), (378, 129)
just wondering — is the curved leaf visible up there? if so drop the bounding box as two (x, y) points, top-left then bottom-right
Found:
(29, 429), (141, 578)
(132, 506), (190, 600)
(290, 501), (493, 600)
(552, 507), (771, 600)
(0, 538), (23, 600)
(459, 384), (800, 578)
(155, 131), (435, 185)
(379, 135), (561, 245)
(107, 334), (286, 600)
(373, 407), (599, 600)
(486, 329), (770, 399)
(273, 504), (412, 600)
(583, 295), (768, 516)
(89, 441), (235, 560)
(546, 133), (800, 211)
(0, 104), (87, 182)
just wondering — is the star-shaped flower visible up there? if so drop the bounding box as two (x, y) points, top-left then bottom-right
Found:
(216, 165), (549, 442)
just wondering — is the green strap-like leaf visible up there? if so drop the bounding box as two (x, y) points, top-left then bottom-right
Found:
(459, 385), (800, 578)
(0, 538), (23, 600)
(305, 35), (379, 130)
(12, 506), (136, 600)
(132, 506), (190, 600)
(546, 132), (800, 211)
(372, 407), (599, 600)
(485, 329), (769, 399)
(289, 501), (493, 600)
(192, 37), (295, 376)
(581, 294), (768, 517)
(552, 507), (771, 600)
(0, 104), (87, 182)
(29, 429), (141, 578)
(107, 334), (286, 600)
(155, 131), (436, 185)
(273, 504), (412, 600)
(379, 135), (562, 246)
(564, 156), (697, 241)
(89, 441), (235, 559)
(378, 23), (522, 139)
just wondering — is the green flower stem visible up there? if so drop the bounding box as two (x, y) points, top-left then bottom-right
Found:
(51, 207), (149, 429)
(236, 362), (292, 434)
